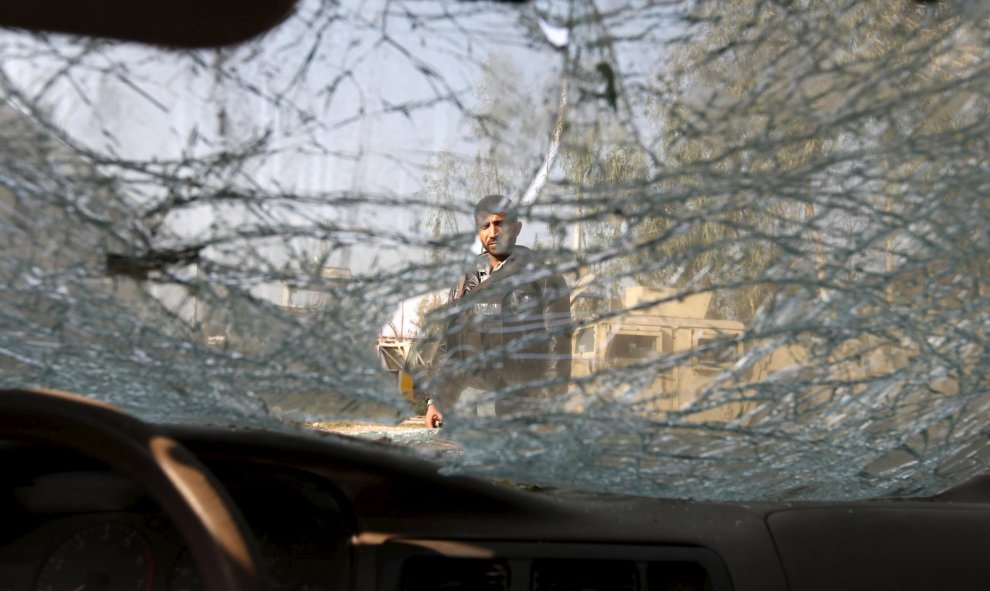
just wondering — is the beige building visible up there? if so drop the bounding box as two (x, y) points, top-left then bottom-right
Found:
(571, 286), (757, 421)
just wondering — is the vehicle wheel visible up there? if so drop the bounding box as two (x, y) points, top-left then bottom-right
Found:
(0, 387), (264, 591)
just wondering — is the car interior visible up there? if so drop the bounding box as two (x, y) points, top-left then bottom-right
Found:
(3, 387), (990, 590)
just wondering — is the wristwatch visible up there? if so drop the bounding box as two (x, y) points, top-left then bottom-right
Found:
(426, 398), (435, 407)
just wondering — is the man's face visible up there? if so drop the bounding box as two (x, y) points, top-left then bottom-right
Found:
(476, 212), (521, 259)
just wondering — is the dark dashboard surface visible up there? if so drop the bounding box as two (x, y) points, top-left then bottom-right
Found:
(2, 426), (990, 591)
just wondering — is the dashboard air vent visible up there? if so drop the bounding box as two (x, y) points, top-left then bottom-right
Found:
(400, 556), (510, 591)
(531, 559), (639, 591)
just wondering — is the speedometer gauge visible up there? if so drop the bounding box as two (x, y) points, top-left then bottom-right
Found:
(167, 548), (202, 591)
(34, 522), (154, 591)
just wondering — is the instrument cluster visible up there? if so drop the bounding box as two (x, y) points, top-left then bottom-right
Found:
(0, 456), (350, 591)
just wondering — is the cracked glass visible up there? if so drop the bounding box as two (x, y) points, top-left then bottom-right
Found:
(1, 0), (989, 501)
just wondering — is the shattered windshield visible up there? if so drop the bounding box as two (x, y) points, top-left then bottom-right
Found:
(1, 0), (989, 501)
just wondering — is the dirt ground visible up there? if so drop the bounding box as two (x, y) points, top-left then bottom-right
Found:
(307, 416), (458, 453)
(309, 415), (426, 435)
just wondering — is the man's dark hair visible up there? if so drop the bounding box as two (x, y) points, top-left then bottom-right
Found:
(473, 194), (516, 223)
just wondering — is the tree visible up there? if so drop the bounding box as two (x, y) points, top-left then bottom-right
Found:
(625, 0), (988, 324)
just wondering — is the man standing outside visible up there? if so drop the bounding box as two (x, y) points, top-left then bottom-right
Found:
(422, 195), (572, 428)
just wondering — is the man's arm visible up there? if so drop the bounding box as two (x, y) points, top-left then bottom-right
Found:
(424, 398), (444, 428)
(416, 270), (480, 427)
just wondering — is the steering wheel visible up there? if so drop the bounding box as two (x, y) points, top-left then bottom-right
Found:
(0, 387), (264, 591)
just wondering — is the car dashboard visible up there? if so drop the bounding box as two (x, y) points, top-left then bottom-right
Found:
(2, 425), (990, 591)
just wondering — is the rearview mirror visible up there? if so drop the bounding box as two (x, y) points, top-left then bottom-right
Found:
(0, 0), (298, 47)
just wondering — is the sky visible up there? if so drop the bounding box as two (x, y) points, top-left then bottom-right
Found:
(1, 0), (564, 282)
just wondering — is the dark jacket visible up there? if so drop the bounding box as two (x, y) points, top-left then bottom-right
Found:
(414, 246), (572, 410)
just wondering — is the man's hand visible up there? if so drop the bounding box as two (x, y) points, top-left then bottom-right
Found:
(425, 402), (444, 429)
